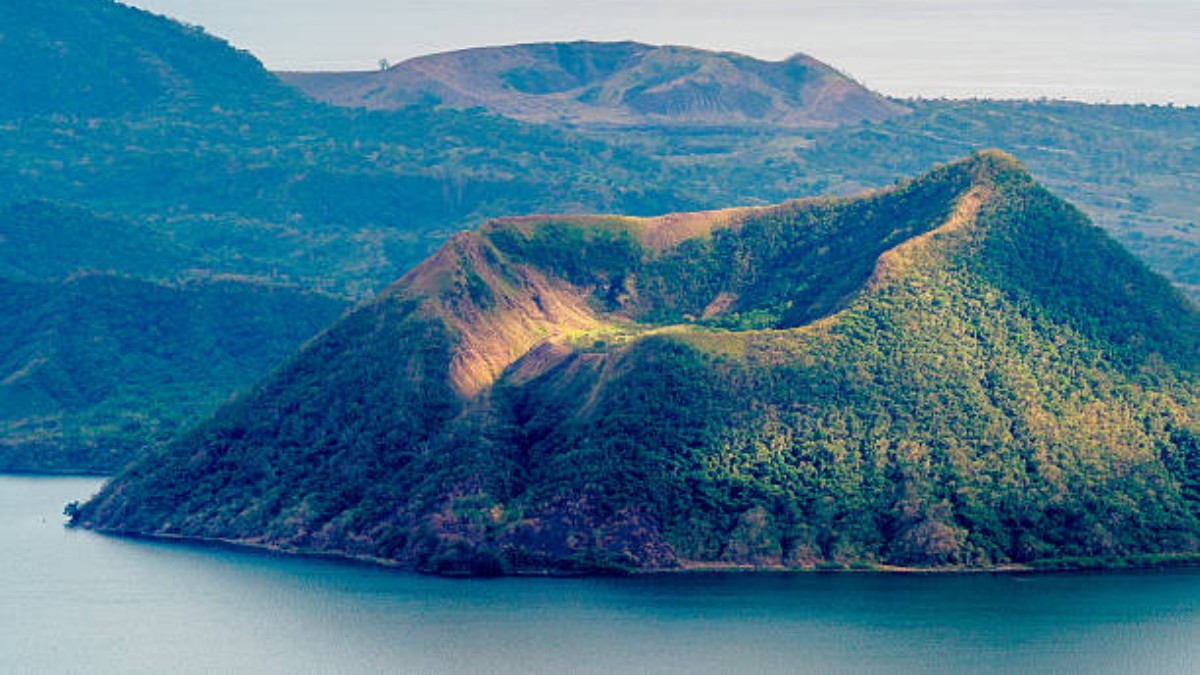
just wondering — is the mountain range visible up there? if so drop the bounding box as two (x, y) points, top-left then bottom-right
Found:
(73, 153), (1200, 573)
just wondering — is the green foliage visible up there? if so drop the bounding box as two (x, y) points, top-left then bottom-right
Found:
(0, 1), (693, 472)
(797, 100), (1200, 302)
(576, 100), (1200, 301)
(0, 274), (346, 473)
(75, 155), (1200, 574)
(4, 2), (1197, 486)
(0, 0), (296, 118)
(0, 201), (189, 281)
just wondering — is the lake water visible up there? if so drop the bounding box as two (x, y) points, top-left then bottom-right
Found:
(5, 476), (1200, 674)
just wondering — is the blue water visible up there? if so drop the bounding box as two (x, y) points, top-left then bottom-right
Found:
(4, 475), (1200, 673)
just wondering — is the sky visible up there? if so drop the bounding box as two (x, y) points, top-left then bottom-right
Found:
(119, 0), (1200, 105)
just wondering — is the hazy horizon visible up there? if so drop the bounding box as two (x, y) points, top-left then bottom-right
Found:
(117, 0), (1200, 106)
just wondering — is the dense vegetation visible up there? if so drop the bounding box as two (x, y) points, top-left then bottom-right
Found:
(0, 0), (676, 471)
(3, 1), (1197, 474)
(581, 100), (1200, 302)
(0, 0), (293, 118)
(805, 100), (1200, 300)
(0, 91), (679, 298)
(285, 43), (1200, 302)
(0, 200), (352, 473)
(74, 154), (1200, 573)
(0, 272), (345, 473)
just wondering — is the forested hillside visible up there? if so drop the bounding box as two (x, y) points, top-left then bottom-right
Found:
(282, 43), (1200, 302)
(0, 1), (685, 471)
(0, 0), (294, 118)
(4, 2), (1196, 473)
(74, 153), (1200, 573)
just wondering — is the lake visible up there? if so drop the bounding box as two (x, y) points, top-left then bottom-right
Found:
(4, 475), (1200, 674)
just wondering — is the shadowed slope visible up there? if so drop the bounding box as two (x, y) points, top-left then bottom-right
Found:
(0, 0), (296, 118)
(0, 274), (346, 473)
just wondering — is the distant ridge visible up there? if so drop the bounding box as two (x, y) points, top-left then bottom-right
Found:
(280, 41), (908, 128)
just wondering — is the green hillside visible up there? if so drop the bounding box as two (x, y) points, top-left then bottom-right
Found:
(0, 2), (689, 299)
(573, 99), (1200, 303)
(0, 201), (190, 281)
(74, 153), (1200, 573)
(0, 273), (345, 473)
(0, 199), (352, 473)
(0, 1), (686, 472)
(803, 100), (1200, 302)
(281, 43), (1200, 303)
(0, 0), (295, 118)
(3, 4), (1197, 477)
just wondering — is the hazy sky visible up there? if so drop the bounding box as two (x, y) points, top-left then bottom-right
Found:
(119, 0), (1199, 105)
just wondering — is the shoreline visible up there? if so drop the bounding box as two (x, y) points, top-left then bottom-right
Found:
(74, 525), (1200, 578)
(1, 469), (113, 479)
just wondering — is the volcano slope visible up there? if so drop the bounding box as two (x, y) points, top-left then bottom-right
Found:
(74, 152), (1200, 574)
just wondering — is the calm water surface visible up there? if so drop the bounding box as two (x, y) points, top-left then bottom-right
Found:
(4, 475), (1200, 673)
